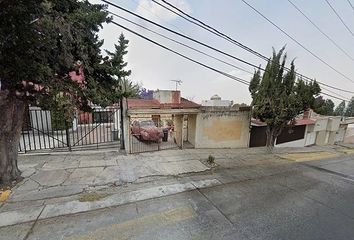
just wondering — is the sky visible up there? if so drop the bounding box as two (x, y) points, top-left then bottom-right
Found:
(89, 0), (354, 105)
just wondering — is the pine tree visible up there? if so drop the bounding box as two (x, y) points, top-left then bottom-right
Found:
(334, 101), (346, 116)
(105, 33), (139, 101)
(249, 47), (320, 151)
(313, 97), (334, 115)
(345, 97), (354, 117)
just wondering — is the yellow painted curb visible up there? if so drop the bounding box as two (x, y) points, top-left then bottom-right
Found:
(338, 148), (354, 155)
(278, 151), (338, 162)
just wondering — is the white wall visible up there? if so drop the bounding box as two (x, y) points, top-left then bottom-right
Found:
(201, 100), (232, 107)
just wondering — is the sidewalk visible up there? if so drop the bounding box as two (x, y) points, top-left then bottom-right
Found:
(0, 145), (353, 228)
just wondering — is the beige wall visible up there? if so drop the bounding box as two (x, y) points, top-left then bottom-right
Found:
(194, 108), (250, 148)
(174, 114), (183, 148)
(316, 131), (327, 145)
(187, 115), (197, 146)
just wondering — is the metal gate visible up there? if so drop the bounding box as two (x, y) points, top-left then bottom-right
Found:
(129, 115), (178, 153)
(19, 107), (120, 153)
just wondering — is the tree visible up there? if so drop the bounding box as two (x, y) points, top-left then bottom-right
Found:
(313, 97), (334, 115)
(345, 97), (354, 117)
(0, 1), (124, 184)
(249, 47), (320, 151)
(334, 101), (346, 116)
(105, 34), (140, 100)
(104, 34), (140, 149)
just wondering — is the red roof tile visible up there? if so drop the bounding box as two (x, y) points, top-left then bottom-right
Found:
(127, 97), (200, 109)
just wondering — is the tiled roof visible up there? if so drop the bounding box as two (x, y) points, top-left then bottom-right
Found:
(295, 119), (316, 126)
(127, 97), (200, 109)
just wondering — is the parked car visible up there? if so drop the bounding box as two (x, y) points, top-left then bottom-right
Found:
(131, 120), (163, 142)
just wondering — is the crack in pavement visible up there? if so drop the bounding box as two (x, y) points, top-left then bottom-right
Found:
(22, 205), (45, 240)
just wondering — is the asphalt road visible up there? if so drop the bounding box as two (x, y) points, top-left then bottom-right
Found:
(4, 155), (354, 240)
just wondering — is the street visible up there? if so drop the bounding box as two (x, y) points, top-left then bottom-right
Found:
(2, 147), (354, 240)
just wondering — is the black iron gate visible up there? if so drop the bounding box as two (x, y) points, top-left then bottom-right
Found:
(129, 115), (178, 153)
(19, 107), (120, 153)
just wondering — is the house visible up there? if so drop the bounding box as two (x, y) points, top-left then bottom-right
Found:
(123, 90), (251, 153)
(250, 118), (316, 147)
(201, 94), (233, 107)
(250, 110), (349, 148)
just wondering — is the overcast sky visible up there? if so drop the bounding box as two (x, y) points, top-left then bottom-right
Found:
(90, 0), (354, 105)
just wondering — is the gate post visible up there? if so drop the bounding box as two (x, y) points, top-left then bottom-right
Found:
(65, 121), (71, 151)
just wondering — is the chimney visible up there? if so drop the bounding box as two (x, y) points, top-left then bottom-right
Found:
(172, 90), (181, 104)
(303, 110), (310, 119)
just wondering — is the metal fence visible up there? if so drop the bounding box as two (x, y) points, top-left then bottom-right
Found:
(129, 115), (178, 153)
(19, 107), (120, 153)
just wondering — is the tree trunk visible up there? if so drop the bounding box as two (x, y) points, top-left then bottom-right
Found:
(0, 96), (25, 185)
(265, 126), (277, 153)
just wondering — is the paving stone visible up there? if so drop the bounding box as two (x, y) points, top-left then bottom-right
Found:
(0, 206), (44, 227)
(0, 222), (33, 240)
(21, 167), (37, 178)
(104, 159), (117, 166)
(9, 185), (84, 202)
(63, 167), (104, 185)
(153, 160), (210, 175)
(94, 166), (121, 185)
(42, 160), (79, 170)
(31, 169), (70, 187)
(0, 200), (45, 212)
(79, 160), (106, 168)
(15, 179), (40, 192)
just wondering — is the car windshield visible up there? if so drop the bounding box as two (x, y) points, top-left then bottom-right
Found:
(140, 120), (155, 127)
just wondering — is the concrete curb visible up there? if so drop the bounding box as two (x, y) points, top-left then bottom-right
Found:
(0, 179), (221, 228)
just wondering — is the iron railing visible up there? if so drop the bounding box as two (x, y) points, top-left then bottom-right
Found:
(19, 107), (120, 153)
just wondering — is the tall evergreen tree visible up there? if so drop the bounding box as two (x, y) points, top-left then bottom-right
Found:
(249, 47), (320, 151)
(345, 97), (354, 117)
(0, 1), (127, 184)
(105, 34), (139, 100)
(313, 97), (334, 115)
(334, 101), (346, 116)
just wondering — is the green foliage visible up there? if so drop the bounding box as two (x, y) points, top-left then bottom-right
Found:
(249, 47), (321, 148)
(207, 155), (215, 165)
(345, 97), (354, 117)
(334, 101), (346, 116)
(313, 97), (334, 116)
(0, 0), (126, 117)
(101, 33), (140, 104)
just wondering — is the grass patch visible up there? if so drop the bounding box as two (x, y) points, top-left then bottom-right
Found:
(78, 192), (110, 202)
(207, 155), (215, 165)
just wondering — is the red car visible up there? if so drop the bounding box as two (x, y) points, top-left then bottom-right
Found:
(131, 120), (163, 142)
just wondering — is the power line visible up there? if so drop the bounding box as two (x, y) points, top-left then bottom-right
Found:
(321, 92), (349, 102)
(287, 0), (354, 62)
(325, 0), (354, 39)
(102, 0), (354, 96)
(102, 1), (266, 72)
(129, 0), (186, 35)
(151, 0), (268, 61)
(108, 11), (253, 75)
(107, 19), (349, 102)
(150, 0), (354, 94)
(109, 20), (250, 86)
(109, 11), (350, 101)
(241, 0), (354, 84)
(348, 0), (354, 12)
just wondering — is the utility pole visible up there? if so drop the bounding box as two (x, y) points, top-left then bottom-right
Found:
(170, 79), (182, 91)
